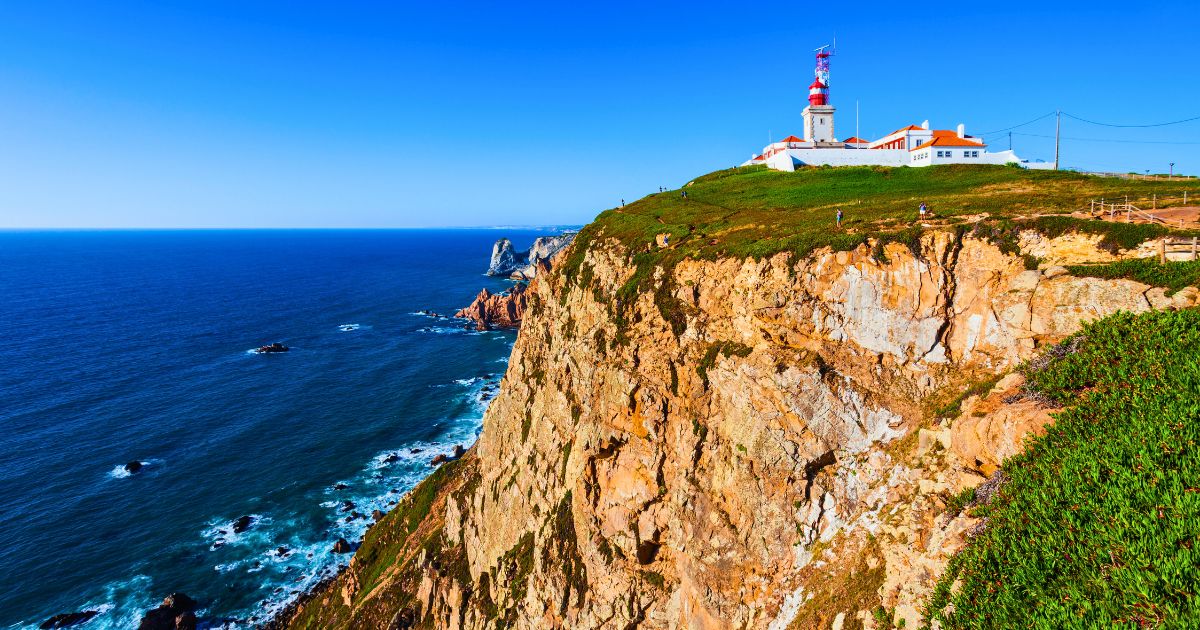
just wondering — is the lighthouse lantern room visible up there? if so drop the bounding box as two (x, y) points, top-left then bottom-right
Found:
(802, 46), (836, 143)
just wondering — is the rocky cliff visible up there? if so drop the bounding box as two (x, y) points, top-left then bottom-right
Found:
(455, 283), (529, 330)
(278, 225), (1195, 630)
(488, 234), (576, 280)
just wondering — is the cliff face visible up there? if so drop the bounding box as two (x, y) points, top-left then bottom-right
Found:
(282, 229), (1194, 630)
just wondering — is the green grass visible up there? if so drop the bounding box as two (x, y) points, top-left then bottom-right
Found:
(933, 373), (1005, 419)
(557, 165), (1200, 343)
(563, 165), (1200, 276)
(925, 309), (1200, 628)
(1066, 258), (1200, 296)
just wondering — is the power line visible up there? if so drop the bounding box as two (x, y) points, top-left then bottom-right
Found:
(1011, 132), (1200, 145)
(974, 111), (1057, 136)
(1062, 112), (1200, 128)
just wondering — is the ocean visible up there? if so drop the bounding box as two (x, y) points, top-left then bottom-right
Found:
(0, 229), (554, 629)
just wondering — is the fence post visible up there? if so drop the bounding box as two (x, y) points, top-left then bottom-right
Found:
(1159, 240), (1167, 264)
(1193, 236), (1198, 261)
(1153, 193), (1157, 209)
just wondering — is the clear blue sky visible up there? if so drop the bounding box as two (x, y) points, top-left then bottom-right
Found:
(1, 1), (1197, 228)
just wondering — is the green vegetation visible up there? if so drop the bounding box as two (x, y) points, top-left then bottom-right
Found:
(641, 570), (666, 589)
(559, 440), (573, 482)
(944, 486), (977, 518)
(925, 309), (1200, 628)
(353, 457), (464, 597)
(1067, 258), (1200, 296)
(789, 536), (887, 630)
(498, 532), (535, 608)
(557, 165), (1200, 343)
(932, 373), (1005, 419)
(696, 341), (753, 387)
(543, 492), (588, 615)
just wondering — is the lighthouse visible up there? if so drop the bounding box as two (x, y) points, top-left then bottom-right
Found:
(802, 47), (836, 143)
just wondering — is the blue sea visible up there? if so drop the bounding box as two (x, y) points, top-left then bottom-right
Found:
(0, 229), (555, 629)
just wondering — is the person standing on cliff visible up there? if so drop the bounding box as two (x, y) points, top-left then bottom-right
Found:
(919, 201), (928, 220)
(836, 208), (844, 229)
(681, 190), (688, 200)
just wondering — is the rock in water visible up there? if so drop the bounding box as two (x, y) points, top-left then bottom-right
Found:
(486, 238), (520, 276)
(452, 444), (465, 458)
(454, 284), (528, 330)
(39, 611), (99, 628)
(485, 233), (576, 279)
(231, 515), (253, 534)
(137, 592), (197, 630)
(124, 461), (143, 474)
(332, 538), (352, 554)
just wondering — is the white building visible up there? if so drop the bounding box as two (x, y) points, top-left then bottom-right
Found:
(741, 49), (1051, 171)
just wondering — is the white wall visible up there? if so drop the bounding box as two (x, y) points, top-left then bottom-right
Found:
(761, 148), (1043, 171)
(778, 148), (909, 168)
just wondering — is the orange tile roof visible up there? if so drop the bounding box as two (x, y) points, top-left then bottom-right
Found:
(780, 135), (804, 143)
(911, 136), (987, 151)
(885, 125), (926, 137)
(843, 136), (870, 144)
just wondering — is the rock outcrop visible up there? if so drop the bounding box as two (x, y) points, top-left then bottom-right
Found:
(487, 233), (576, 279)
(39, 611), (99, 629)
(138, 593), (197, 630)
(279, 228), (1197, 629)
(455, 283), (528, 330)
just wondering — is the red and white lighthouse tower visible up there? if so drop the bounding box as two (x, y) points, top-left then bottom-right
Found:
(802, 46), (836, 143)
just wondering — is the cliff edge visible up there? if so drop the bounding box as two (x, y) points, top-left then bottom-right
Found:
(276, 166), (1200, 629)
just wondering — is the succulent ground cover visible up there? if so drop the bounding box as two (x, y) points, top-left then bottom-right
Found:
(926, 309), (1200, 628)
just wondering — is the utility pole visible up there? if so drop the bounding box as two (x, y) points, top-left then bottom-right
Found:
(1054, 109), (1061, 171)
(1170, 162), (1175, 179)
(1008, 131), (1012, 151)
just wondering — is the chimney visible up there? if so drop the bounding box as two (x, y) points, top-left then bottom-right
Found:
(921, 120), (930, 130)
(957, 123), (966, 138)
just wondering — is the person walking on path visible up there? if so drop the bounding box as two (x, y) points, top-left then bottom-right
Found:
(621, 199), (625, 207)
(836, 208), (844, 229)
(681, 190), (688, 200)
(919, 201), (928, 221)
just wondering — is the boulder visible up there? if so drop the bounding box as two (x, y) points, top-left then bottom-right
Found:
(452, 444), (465, 458)
(39, 611), (99, 628)
(332, 538), (353, 554)
(430, 454), (449, 466)
(372, 509), (385, 521)
(124, 461), (143, 474)
(231, 516), (253, 534)
(137, 592), (197, 630)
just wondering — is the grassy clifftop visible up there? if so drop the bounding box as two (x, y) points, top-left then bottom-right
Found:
(559, 165), (1200, 340)
(569, 165), (1199, 265)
